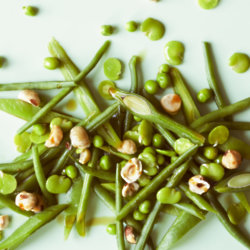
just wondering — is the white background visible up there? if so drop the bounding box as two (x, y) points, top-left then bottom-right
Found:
(0, 0), (249, 249)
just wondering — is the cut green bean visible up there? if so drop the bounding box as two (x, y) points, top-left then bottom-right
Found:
(155, 124), (176, 148)
(100, 146), (132, 160)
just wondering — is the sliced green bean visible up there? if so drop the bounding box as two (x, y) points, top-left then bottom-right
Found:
(99, 146), (132, 160)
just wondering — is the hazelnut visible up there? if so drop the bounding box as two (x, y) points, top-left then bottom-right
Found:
(222, 150), (242, 170)
(0, 215), (9, 230)
(122, 182), (140, 198)
(188, 175), (210, 195)
(160, 93), (182, 115)
(18, 90), (40, 106)
(79, 148), (91, 164)
(70, 126), (90, 149)
(45, 125), (63, 148)
(121, 158), (142, 183)
(118, 140), (137, 155)
(125, 225), (136, 244)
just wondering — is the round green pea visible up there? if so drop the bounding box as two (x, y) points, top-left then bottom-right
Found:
(30, 131), (49, 144)
(171, 155), (178, 163)
(156, 73), (171, 89)
(99, 155), (112, 171)
(33, 124), (47, 136)
(46, 175), (72, 194)
(65, 165), (78, 179)
(197, 88), (213, 103)
(200, 163), (225, 181)
(133, 210), (147, 221)
(143, 147), (156, 156)
(152, 133), (165, 148)
(208, 125), (229, 145)
(138, 174), (151, 187)
(106, 223), (116, 235)
(103, 58), (122, 81)
(215, 155), (223, 164)
(98, 80), (116, 100)
(164, 41), (185, 65)
(144, 80), (159, 95)
(44, 57), (60, 70)
(174, 138), (195, 155)
(159, 64), (170, 73)
(229, 52), (250, 73)
(139, 200), (151, 214)
(100, 25), (113, 36)
(134, 116), (142, 122)
(50, 117), (72, 132)
(125, 21), (137, 32)
(227, 203), (246, 225)
(203, 146), (218, 160)
(93, 135), (104, 148)
(143, 166), (158, 176)
(157, 154), (165, 165)
(156, 187), (182, 204)
(22, 6), (38, 16)
(198, 0), (219, 10)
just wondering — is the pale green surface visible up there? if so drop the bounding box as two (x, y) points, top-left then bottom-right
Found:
(0, 1), (249, 250)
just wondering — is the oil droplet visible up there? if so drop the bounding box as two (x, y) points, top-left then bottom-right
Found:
(86, 216), (115, 227)
(66, 99), (77, 111)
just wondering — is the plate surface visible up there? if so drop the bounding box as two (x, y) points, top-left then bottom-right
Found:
(0, 0), (249, 249)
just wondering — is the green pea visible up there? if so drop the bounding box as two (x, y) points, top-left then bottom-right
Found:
(30, 131), (49, 144)
(200, 163), (225, 181)
(143, 166), (159, 176)
(143, 147), (156, 156)
(138, 120), (153, 146)
(138, 174), (151, 187)
(125, 21), (137, 32)
(144, 80), (159, 95)
(100, 25), (113, 36)
(106, 223), (116, 235)
(98, 80), (116, 100)
(43, 57), (60, 70)
(197, 88), (213, 103)
(22, 6), (38, 16)
(156, 72), (171, 89)
(152, 133), (165, 148)
(208, 125), (229, 145)
(133, 116), (142, 122)
(65, 165), (78, 179)
(156, 187), (182, 204)
(50, 117), (73, 132)
(171, 156), (178, 163)
(198, 0), (219, 10)
(33, 124), (47, 136)
(14, 132), (32, 153)
(229, 52), (250, 74)
(93, 135), (104, 148)
(140, 17), (165, 41)
(46, 175), (72, 194)
(103, 58), (122, 81)
(133, 210), (147, 221)
(215, 155), (223, 164)
(100, 155), (112, 171)
(203, 146), (218, 160)
(139, 152), (157, 167)
(157, 154), (165, 165)
(159, 64), (170, 73)
(123, 131), (139, 144)
(174, 138), (195, 155)
(139, 200), (151, 214)
(0, 171), (17, 195)
(164, 41), (185, 65)
(0, 57), (6, 68)
(227, 203), (246, 225)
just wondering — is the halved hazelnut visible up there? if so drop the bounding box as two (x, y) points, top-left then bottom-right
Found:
(45, 125), (63, 148)
(18, 90), (40, 106)
(222, 150), (242, 170)
(70, 126), (91, 149)
(121, 158), (142, 183)
(118, 139), (137, 155)
(79, 148), (91, 164)
(125, 225), (136, 244)
(122, 182), (140, 198)
(160, 93), (182, 115)
(188, 175), (210, 195)
(0, 215), (9, 230)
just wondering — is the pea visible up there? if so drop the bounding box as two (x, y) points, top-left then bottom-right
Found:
(159, 64), (170, 73)
(208, 125), (229, 145)
(198, 0), (219, 10)
(171, 156), (178, 163)
(200, 163), (225, 181)
(139, 200), (151, 214)
(33, 124), (47, 136)
(46, 175), (72, 194)
(138, 174), (151, 187)
(139, 152), (157, 167)
(157, 154), (165, 165)
(215, 155), (223, 164)
(144, 80), (159, 95)
(44, 57), (60, 70)
(103, 58), (122, 80)
(30, 131), (49, 144)
(123, 131), (139, 144)
(100, 155), (112, 171)
(98, 80), (116, 100)
(138, 120), (153, 146)
(106, 223), (116, 235)
(227, 203), (246, 225)
(143, 147), (156, 156)
(133, 210), (147, 221)
(93, 135), (104, 148)
(100, 25), (113, 36)
(140, 17), (165, 41)
(65, 165), (78, 179)
(164, 41), (185, 65)
(0, 171), (17, 195)
(0, 57), (6, 68)
(203, 146), (218, 160)
(174, 138), (195, 155)
(22, 6), (38, 16)
(125, 21), (137, 32)
(152, 133), (165, 148)
(229, 52), (250, 74)
(156, 187), (182, 204)
(197, 88), (213, 103)
(14, 132), (32, 153)
(156, 72), (171, 89)
(143, 165), (159, 176)
(133, 116), (142, 122)
(50, 117), (73, 132)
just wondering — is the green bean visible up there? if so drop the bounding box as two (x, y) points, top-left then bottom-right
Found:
(0, 99), (81, 123)
(206, 191), (250, 249)
(32, 145), (55, 205)
(202, 42), (226, 109)
(157, 211), (202, 250)
(0, 204), (68, 250)
(116, 164), (125, 250)
(0, 81), (76, 91)
(155, 124), (176, 148)
(196, 121), (250, 133)
(76, 148), (99, 236)
(191, 97), (250, 129)
(170, 68), (200, 124)
(117, 145), (198, 220)
(0, 193), (34, 217)
(100, 146), (132, 160)
(110, 88), (205, 145)
(234, 192), (250, 214)
(124, 56), (139, 132)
